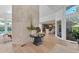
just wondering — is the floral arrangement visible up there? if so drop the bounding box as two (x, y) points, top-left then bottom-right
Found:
(37, 32), (45, 37)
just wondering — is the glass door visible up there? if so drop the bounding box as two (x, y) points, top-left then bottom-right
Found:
(57, 20), (62, 38)
(66, 5), (79, 41)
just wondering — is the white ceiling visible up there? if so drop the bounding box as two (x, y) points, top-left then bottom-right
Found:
(48, 5), (66, 10)
(0, 5), (12, 19)
(41, 20), (55, 24)
(39, 5), (53, 18)
(0, 5), (68, 20)
(39, 5), (67, 18)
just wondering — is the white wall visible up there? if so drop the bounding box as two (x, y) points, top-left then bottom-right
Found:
(55, 7), (66, 40)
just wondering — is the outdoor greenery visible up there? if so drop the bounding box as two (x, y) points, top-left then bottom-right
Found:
(72, 23), (79, 39)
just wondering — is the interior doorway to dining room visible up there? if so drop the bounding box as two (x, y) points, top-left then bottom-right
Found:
(41, 20), (55, 35)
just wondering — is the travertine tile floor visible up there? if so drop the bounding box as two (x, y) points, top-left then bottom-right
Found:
(0, 34), (79, 53)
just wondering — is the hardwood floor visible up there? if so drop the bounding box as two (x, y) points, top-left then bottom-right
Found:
(13, 33), (79, 53)
(13, 34), (57, 53)
(0, 34), (79, 53)
(0, 42), (13, 53)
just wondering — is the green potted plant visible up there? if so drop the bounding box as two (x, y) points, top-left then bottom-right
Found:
(30, 27), (45, 46)
(72, 25), (79, 44)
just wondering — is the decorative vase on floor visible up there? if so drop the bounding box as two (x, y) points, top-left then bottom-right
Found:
(33, 36), (42, 46)
(30, 32), (45, 46)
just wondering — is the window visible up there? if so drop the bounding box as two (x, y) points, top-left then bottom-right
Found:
(66, 6), (79, 41)
(0, 18), (5, 35)
(66, 6), (77, 15)
(7, 19), (12, 33)
(0, 18), (12, 35)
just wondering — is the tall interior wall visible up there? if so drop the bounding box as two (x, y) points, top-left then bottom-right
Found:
(12, 5), (39, 45)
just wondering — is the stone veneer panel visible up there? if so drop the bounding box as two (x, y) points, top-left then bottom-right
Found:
(12, 5), (39, 45)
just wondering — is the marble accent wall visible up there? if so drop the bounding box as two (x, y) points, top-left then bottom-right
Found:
(12, 5), (39, 45)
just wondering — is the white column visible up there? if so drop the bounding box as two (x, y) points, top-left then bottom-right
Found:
(61, 17), (66, 40)
(55, 19), (57, 37)
(61, 8), (66, 40)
